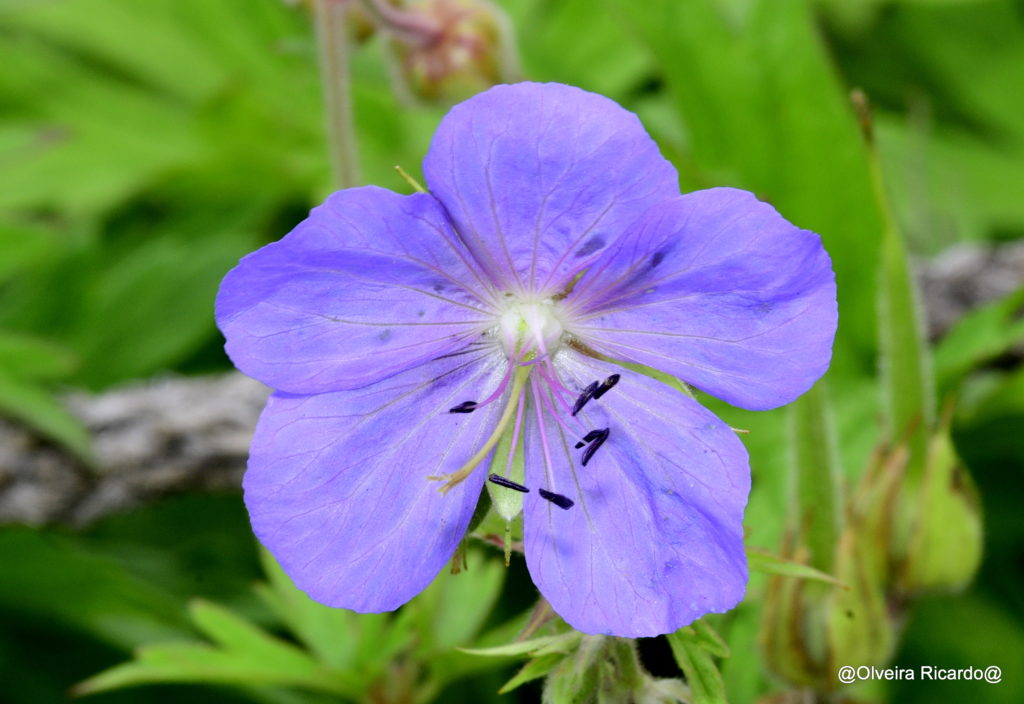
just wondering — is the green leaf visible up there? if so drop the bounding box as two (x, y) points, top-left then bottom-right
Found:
(506, 0), (653, 96)
(934, 288), (1024, 394)
(0, 42), (201, 215)
(876, 115), (1024, 247)
(2, 0), (226, 104)
(746, 548), (846, 588)
(69, 232), (251, 388)
(498, 653), (565, 694)
(687, 619), (731, 660)
(77, 600), (356, 698)
(0, 331), (76, 381)
(666, 628), (728, 704)
(0, 221), (58, 283)
(0, 528), (188, 649)
(74, 641), (349, 698)
(460, 631), (581, 658)
(0, 369), (92, 461)
(416, 549), (506, 652)
(189, 600), (306, 663)
(256, 548), (361, 671)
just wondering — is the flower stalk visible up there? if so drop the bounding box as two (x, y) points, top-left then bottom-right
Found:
(315, 0), (360, 188)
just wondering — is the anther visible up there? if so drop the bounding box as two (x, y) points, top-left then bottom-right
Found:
(488, 474), (529, 493)
(591, 374), (620, 400)
(571, 381), (599, 416)
(538, 488), (574, 510)
(581, 428), (610, 467)
(449, 401), (478, 414)
(575, 428), (606, 449)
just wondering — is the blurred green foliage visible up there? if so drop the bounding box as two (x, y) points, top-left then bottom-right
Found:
(0, 0), (1022, 702)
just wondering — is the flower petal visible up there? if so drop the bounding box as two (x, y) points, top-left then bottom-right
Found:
(216, 186), (498, 394)
(422, 82), (679, 295)
(245, 351), (507, 612)
(566, 188), (837, 410)
(523, 354), (749, 637)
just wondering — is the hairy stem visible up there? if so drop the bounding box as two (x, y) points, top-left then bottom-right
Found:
(315, 0), (360, 188)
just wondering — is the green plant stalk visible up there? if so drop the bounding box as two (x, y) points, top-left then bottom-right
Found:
(788, 382), (841, 575)
(867, 122), (934, 476)
(315, 0), (360, 188)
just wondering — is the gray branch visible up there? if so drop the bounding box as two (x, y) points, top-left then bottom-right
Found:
(0, 374), (269, 526)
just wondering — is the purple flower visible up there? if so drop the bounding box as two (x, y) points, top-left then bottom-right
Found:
(216, 82), (837, 638)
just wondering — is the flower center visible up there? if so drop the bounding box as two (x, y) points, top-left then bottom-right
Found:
(497, 298), (565, 361)
(429, 296), (612, 506)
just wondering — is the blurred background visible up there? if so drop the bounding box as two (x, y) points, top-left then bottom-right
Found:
(0, 0), (1021, 702)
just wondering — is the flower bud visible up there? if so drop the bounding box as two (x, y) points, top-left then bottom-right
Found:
(293, 0), (377, 42)
(543, 636), (672, 703)
(760, 531), (896, 691)
(895, 425), (983, 596)
(381, 0), (520, 101)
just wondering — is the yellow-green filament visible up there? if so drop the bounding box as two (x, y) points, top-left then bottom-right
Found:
(394, 164), (427, 193)
(430, 365), (531, 494)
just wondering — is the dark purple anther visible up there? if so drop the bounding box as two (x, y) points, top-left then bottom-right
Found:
(591, 374), (620, 400)
(573, 429), (602, 450)
(581, 428), (610, 466)
(488, 474), (529, 493)
(539, 488), (574, 510)
(571, 381), (600, 416)
(449, 400), (478, 413)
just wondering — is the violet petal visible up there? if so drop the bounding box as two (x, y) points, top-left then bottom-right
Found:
(216, 186), (496, 394)
(568, 188), (837, 410)
(423, 82), (678, 294)
(523, 353), (749, 637)
(244, 351), (507, 612)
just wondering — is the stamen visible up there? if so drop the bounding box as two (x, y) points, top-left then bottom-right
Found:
(591, 374), (620, 400)
(551, 269), (586, 301)
(538, 488), (574, 510)
(535, 377), (578, 437)
(580, 428), (610, 467)
(538, 366), (586, 434)
(530, 375), (558, 493)
(571, 381), (599, 416)
(449, 401), (478, 414)
(541, 359), (574, 395)
(429, 365), (531, 494)
(488, 474), (529, 492)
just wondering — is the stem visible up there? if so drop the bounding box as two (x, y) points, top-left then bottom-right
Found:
(314, 0), (360, 188)
(789, 382), (841, 574)
(853, 91), (934, 473)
